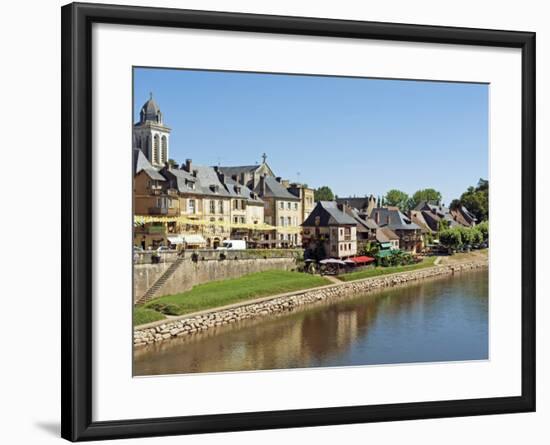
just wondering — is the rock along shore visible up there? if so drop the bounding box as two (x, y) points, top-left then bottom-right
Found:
(134, 260), (488, 348)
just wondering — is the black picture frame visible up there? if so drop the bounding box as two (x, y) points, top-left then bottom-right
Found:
(61, 2), (536, 441)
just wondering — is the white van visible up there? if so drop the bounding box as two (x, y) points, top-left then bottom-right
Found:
(219, 239), (246, 250)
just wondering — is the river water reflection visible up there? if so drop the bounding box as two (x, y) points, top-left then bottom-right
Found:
(134, 269), (488, 376)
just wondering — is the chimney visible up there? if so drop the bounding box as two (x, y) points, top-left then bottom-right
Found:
(185, 159), (193, 172)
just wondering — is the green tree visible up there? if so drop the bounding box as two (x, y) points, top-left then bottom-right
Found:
(167, 158), (178, 167)
(384, 189), (410, 212)
(471, 228), (484, 245)
(476, 221), (489, 240)
(411, 188), (442, 209)
(314, 186), (334, 202)
(439, 228), (463, 251)
(457, 226), (475, 246)
(437, 219), (450, 233)
(460, 179), (489, 222)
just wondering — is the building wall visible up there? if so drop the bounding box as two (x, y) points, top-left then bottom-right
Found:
(134, 256), (298, 301)
(202, 196), (231, 246)
(274, 198), (302, 247)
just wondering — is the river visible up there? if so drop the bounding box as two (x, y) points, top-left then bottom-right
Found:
(134, 269), (488, 376)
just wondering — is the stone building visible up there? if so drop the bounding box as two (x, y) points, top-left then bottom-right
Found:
(302, 201), (358, 259)
(253, 175), (302, 248)
(134, 149), (188, 249)
(369, 207), (422, 253)
(215, 170), (265, 244)
(133, 94), (171, 168)
(413, 201), (476, 233)
(287, 183), (315, 223)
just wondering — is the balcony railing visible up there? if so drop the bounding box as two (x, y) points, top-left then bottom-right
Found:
(148, 207), (178, 216)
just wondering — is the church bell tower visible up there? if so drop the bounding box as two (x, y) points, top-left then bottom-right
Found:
(133, 93), (171, 167)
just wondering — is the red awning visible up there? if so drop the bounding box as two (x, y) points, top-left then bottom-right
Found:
(351, 256), (376, 264)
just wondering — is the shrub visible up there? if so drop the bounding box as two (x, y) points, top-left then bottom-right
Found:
(146, 302), (181, 316)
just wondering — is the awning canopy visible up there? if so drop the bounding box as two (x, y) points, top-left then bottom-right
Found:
(320, 258), (346, 265)
(350, 256), (375, 264)
(167, 235), (184, 245)
(182, 234), (207, 245)
(376, 249), (393, 258)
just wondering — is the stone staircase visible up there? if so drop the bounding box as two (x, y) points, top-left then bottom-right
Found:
(135, 256), (185, 305)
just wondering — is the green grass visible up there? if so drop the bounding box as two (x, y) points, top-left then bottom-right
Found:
(133, 307), (166, 325)
(337, 257), (438, 282)
(142, 270), (330, 319)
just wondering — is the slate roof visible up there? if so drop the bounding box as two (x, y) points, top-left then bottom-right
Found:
(302, 201), (357, 227)
(218, 165), (260, 177)
(223, 177), (263, 204)
(376, 227), (400, 243)
(410, 210), (432, 233)
(193, 165), (230, 197)
(369, 207), (420, 231)
(254, 176), (299, 200)
(133, 149), (165, 181)
(346, 207), (378, 232)
(162, 167), (203, 194)
(336, 196), (375, 211)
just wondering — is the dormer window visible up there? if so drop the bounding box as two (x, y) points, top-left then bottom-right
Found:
(210, 185), (219, 193)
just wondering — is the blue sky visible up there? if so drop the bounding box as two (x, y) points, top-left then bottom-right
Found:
(134, 68), (488, 204)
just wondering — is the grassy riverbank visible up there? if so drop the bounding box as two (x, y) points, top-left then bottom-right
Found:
(337, 256), (438, 282)
(139, 270), (330, 321)
(134, 307), (166, 325)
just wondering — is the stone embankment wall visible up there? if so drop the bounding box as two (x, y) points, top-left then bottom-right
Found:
(134, 260), (488, 347)
(134, 257), (298, 302)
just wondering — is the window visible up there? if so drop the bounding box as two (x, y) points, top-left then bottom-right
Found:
(233, 200), (238, 210)
(279, 201), (284, 210)
(241, 200), (246, 210)
(234, 217), (238, 224)
(152, 134), (160, 164)
(209, 200), (215, 214)
(240, 217), (245, 224)
(279, 216), (284, 227)
(287, 202), (291, 210)
(188, 199), (196, 214)
(287, 216), (291, 226)
(161, 135), (167, 164)
(294, 202), (298, 211)
(218, 200), (223, 214)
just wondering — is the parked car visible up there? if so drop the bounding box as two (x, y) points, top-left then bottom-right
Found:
(156, 245), (171, 253)
(218, 239), (246, 250)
